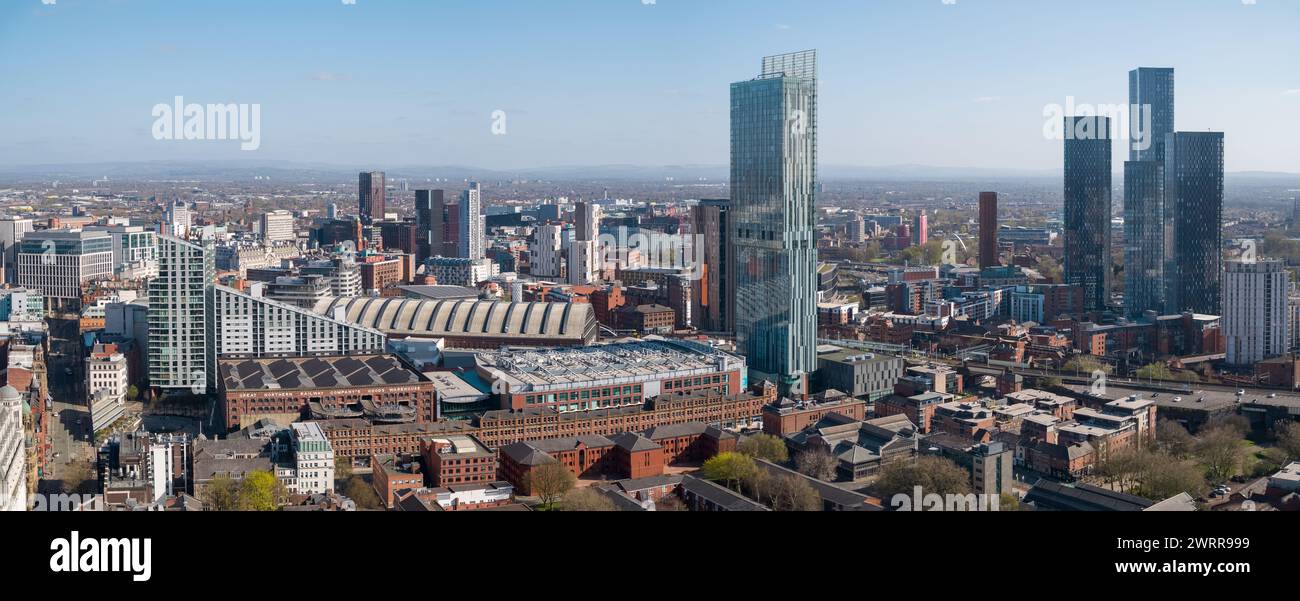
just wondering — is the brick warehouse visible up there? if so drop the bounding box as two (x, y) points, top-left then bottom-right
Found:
(312, 384), (774, 462)
(219, 354), (435, 431)
(499, 422), (733, 495)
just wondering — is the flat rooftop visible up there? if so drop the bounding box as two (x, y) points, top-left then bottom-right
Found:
(477, 338), (744, 390)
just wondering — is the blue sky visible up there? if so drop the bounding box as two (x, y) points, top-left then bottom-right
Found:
(1, 0), (1297, 172)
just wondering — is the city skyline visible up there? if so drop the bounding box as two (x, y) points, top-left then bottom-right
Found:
(2, 0), (1298, 173)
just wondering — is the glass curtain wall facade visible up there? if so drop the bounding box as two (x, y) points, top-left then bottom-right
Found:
(1063, 115), (1113, 312)
(730, 50), (818, 394)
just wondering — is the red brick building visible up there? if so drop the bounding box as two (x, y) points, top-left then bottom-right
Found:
(419, 434), (498, 488)
(371, 454), (425, 508)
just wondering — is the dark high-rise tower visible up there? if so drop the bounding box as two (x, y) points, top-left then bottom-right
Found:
(415, 189), (445, 264)
(978, 192), (999, 269)
(1063, 115), (1113, 312)
(1163, 131), (1224, 315)
(1124, 67), (1175, 317)
(359, 171), (386, 225)
(692, 199), (733, 334)
(730, 50), (818, 395)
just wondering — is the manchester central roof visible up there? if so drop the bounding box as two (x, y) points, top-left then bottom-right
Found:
(219, 354), (423, 392)
(310, 297), (597, 345)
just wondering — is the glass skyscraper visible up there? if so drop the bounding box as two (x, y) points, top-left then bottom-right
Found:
(1063, 115), (1112, 312)
(730, 50), (818, 394)
(1163, 131), (1225, 315)
(1124, 67), (1174, 317)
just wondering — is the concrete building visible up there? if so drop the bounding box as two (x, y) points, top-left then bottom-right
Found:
(87, 343), (129, 432)
(148, 235), (215, 392)
(0, 216), (34, 285)
(1224, 259), (1288, 366)
(261, 210), (296, 243)
(529, 222), (565, 279)
(0, 385), (25, 511)
(426, 256), (499, 287)
(213, 284), (385, 362)
(289, 422), (334, 495)
(458, 183), (484, 260)
(815, 347), (906, 402)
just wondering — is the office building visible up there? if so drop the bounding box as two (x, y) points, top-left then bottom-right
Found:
(1063, 115), (1112, 312)
(16, 229), (114, 309)
(261, 210), (296, 243)
(426, 256), (499, 287)
(1163, 132), (1224, 315)
(148, 235), (215, 392)
(290, 422), (335, 495)
(0, 216), (34, 284)
(87, 343), (129, 432)
(979, 192), (998, 269)
(359, 171), (385, 225)
(730, 50), (819, 394)
(166, 200), (191, 238)
(1224, 259), (1288, 366)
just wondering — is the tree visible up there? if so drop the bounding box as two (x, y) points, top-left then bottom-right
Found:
(1063, 355), (1110, 375)
(125, 385), (140, 402)
(238, 470), (288, 511)
(1156, 420), (1196, 457)
(873, 456), (971, 500)
(343, 475), (382, 510)
(768, 474), (822, 512)
(59, 460), (97, 496)
(560, 487), (618, 512)
(737, 434), (789, 464)
(527, 462), (576, 508)
(1136, 454), (1208, 500)
(1278, 421), (1300, 461)
(334, 456), (353, 483)
(1135, 362), (1173, 381)
(998, 493), (1022, 511)
(1035, 256), (1062, 284)
(655, 495), (688, 512)
(1196, 426), (1247, 484)
(202, 474), (239, 511)
(700, 452), (758, 491)
(794, 447), (838, 481)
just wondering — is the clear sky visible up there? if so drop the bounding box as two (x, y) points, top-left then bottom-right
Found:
(1, 0), (1297, 172)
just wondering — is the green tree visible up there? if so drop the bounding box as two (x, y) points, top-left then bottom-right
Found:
(125, 385), (140, 402)
(202, 474), (239, 511)
(238, 470), (288, 511)
(1035, 256), (1063, 284)
(737, 433), (789, 464)
(1137, 454), (1208, 500)
(560, 487), (618, 512)
(335, 456), (353, 483)
(1196, 426), (1247, 484)
(873, 456), (971, 500)
(700, 452), (758, 491)
(343, 475), (382, 510)
(1278, 421), (1300, 461)
(527, 462), (577, 508)
(1135, 362), (1173, 381)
